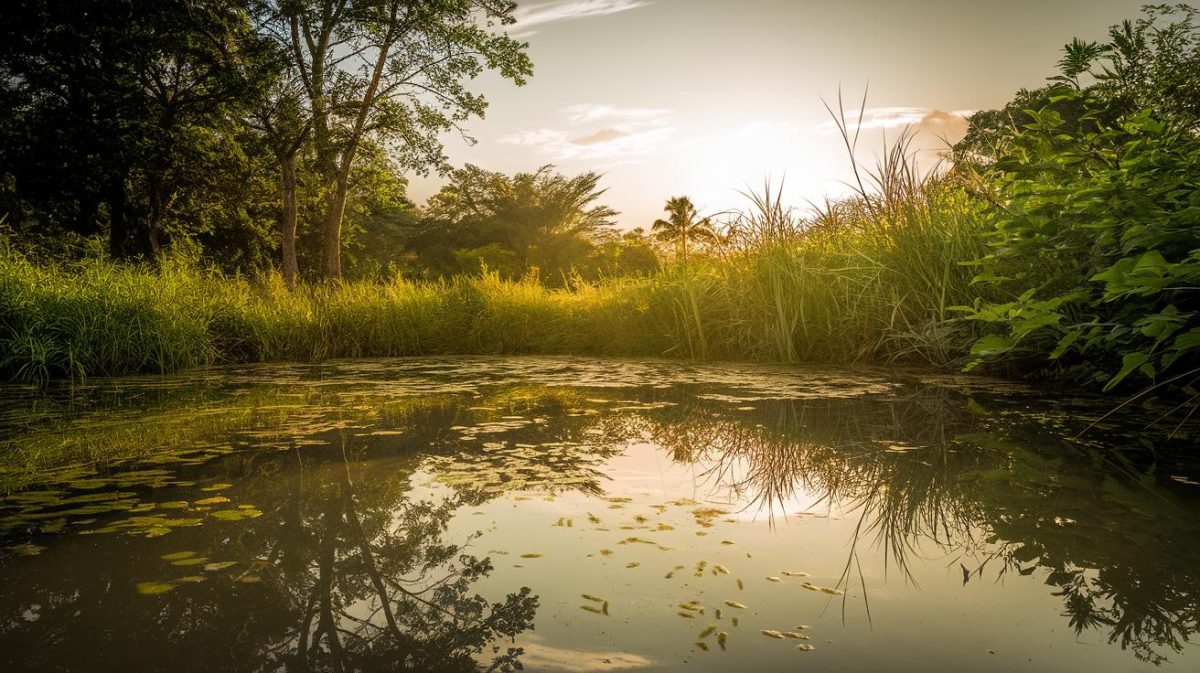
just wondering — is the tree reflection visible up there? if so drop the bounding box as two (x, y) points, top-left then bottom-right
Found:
(0, 443), (538, 672)
(255, 453), (537, 673)
(1, 374), (1197, 669)
(632, 388), (1200, 665)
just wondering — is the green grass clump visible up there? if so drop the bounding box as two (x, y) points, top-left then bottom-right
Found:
(0, 179), (985, 382)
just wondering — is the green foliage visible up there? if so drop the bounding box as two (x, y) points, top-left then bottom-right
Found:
(957, 90), (1200, 390)
(0, 169), (987, 383)
(0, 0), (279, 260)
(651, 196), (716, 262)
(403, 164), (621, 284)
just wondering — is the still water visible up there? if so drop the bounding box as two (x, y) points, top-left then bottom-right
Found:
(0, 357), (1196, 672)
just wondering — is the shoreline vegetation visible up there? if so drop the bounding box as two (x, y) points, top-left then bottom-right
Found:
(0, 179), (985, 380)
(1, 5), (1198, 414)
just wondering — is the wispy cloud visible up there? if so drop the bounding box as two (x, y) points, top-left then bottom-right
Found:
(511, 0), (652, 36)
(815, 107), (972, 141)
(815, 107), (929, 133)
(500, 103), (674, 161)
(562, 103), (670, 125)
(518, 635), (654, 671)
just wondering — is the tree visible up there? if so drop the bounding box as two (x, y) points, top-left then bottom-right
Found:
(412, 164), (617, 283)
(250, 67), (312, 288)
(652, 196), (715, 263)
(955, 5), (1200, 167)
(0, 0), (277, 261)
(1091, 5), (1200, 128)
(279, 0), (533, 280)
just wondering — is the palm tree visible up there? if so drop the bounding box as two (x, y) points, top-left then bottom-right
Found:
(652, 196), (715, 263)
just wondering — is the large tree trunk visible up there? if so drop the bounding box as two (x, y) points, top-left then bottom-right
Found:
(281, 153), (300, 289)
(142, 172), (166, 262)
(317, 11), (397, 282)
(320, 173), (349, 280)
(106, 174), (129, 259)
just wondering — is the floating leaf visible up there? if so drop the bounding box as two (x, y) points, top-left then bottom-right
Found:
(160, 551), (196, 561)
(724, 601), (746, 609)
(580, 605), (604, 615)
(695, 642), (709, 651)
(618, 536), (656, 545)
(136, 582), (176, 595)
(698, 624), (717, 639)
(8, 543), (46, 557)
(204, 561), (238, 572)
(210, 510), (248, 521)
(519, 552), (543, 559)
(193, 497), (230, 506)
(717, 632), (728, 650)
(200, 484), (234, 492)
(678, 612), (696, 619)
(795, 644), (815, 652)
(762, 630), (785, 639)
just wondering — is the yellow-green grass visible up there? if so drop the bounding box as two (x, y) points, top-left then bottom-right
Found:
(0, 185), (985, 382)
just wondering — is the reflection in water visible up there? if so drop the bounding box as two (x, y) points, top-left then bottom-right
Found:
(637, 392), (1200, 665)
(0, 357), (1196, 671)
(0, 446), (538, 671)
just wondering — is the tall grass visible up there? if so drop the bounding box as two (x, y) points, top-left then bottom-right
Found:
(0, 121), (987, 381)
(0, 186), (983, 382)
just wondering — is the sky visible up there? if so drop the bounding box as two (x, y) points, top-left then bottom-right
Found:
(406, 0), (1149, 229)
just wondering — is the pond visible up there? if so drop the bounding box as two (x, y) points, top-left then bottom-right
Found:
(0, 356), (1197, 672)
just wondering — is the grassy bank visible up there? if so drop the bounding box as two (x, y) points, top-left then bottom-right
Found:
(0, 185), (986, 382)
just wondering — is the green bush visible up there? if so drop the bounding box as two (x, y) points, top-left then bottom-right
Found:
(957, 90), (1200, 392)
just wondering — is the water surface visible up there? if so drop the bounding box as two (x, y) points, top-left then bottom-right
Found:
(0, 357), (1197, 672)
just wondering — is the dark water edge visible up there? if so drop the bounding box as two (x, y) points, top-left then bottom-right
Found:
(0, 356), (1196, 672)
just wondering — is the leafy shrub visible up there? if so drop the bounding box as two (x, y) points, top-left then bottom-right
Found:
(958, 89), (1200, 392)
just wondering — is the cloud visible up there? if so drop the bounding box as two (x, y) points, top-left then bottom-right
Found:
(915, 109), (971, 144)
(517, 635), (655, 671)
(500, 103), (674, 161)
(562, 103), (671, 125)
(570, 128), (629, 145)
(815, 107), (972, 142)
(512, 0), (652, 35)
(815, 106), (928, 134)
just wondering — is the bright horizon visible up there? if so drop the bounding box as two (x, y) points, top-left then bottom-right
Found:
(407, 0), (1147, 228)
